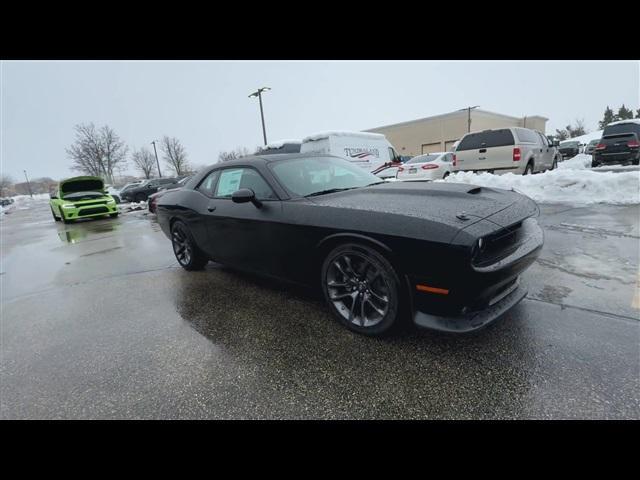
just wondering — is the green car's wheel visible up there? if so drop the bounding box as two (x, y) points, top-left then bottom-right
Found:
(51, 207), (61, 222)
(60, 208), (71, 224)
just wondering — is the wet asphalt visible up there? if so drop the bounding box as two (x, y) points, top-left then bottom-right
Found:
(0, 198), (638, 419)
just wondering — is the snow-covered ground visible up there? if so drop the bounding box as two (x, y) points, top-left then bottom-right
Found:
(438, 154), (639, 205)
(1, 194), (50, 216)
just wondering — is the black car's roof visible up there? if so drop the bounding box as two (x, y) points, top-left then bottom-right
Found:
(203, 152), (341, 170)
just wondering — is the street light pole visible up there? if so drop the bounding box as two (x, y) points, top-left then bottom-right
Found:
(23, 170), (33, 198)
(249, 87), (271, 145)
(151, 141), (162, 178)
(459, 105), (480, 133)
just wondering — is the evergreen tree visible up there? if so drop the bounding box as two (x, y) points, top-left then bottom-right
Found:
(635, 108), (640, 119)
(616, 104), (634, 121)
(599, 106), (615, 130)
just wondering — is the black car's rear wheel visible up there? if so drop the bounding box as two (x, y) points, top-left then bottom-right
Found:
(171, 221), (208, 270)
(321, 243), (400, 336)
(135, 193), (146, 203)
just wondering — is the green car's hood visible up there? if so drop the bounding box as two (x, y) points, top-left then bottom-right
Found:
(60, 176), (105, 198)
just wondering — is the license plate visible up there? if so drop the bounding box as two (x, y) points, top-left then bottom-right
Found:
(409, 168), (417, 174)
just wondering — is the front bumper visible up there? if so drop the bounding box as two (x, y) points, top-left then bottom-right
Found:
(61, 203), (118, 219)
(414, 280), (527, 333)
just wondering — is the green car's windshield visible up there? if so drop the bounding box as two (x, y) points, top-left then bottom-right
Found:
(270, 156), (382, 197)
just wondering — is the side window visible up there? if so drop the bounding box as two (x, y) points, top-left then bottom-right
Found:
(197, 170), (220, 197)
(215, 168), (277, 201)
(538, 133), (548, 147)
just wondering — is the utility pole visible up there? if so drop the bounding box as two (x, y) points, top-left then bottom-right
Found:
(151, 141), (162, 178)
(459, 105), (480, 133)
(23, 170), (33, 198)
(249, 87), (271, 145)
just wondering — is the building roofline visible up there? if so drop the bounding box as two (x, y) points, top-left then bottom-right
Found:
(365, 109), (548, 132)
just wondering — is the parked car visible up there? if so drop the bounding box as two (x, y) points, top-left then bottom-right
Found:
(454, 127), (560, 175)
(156, 153), (543, 336)
(49, 176), (118, 223)
(300, 131), (402, 173)
(592, 120), (640, 167)
(104, 185), (122, 204)
(558, 140), (581, 159)
(0, 197), (15, 207)
(118, 181), (142, 200)
(120, 177), (178, 202)
(396, 152), (454, 181)
(584, 139), (600, 155)
(148, 176), (192, 213)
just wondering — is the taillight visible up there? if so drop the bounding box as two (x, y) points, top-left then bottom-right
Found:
(628, 140), (640, 148)
(452, 154), (457, 167)
(421, 164), (439, 170)
(596, 143), (606, 150)
(398, 166), (404, 172)
(513, 147), (521, 161)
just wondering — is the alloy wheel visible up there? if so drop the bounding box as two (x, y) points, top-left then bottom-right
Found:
(172, 224), (193, 266)
(325, 252), (391, 328)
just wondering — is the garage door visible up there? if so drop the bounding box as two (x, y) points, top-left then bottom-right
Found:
(445, 139), (459, 152)
(421, 142), (441, 154)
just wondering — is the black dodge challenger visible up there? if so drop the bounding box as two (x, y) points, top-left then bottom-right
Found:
(157, 153), (543, 336)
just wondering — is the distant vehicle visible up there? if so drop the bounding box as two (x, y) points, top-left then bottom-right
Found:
(372, 165), (400, 180)
(558, 140), (581, 159)
(120, 177), (179, 202)
(148, 176), (192, 213)
(300, 131), (402, 173)
(592, 120), (640, 167)
(0, 197), (15, 207)
(104, 185), (122, 204)
(49, 176), (118, 223)
(258, 140), (302, 155)
(584, 139), (600, 155)
(454, 127), (560, 175)
(118, 181), (142, 199)
(396, 152), (454, 181)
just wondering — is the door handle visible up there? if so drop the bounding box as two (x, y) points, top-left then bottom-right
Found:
(207, 206), (216, 212)
(479, 148), (487, 153)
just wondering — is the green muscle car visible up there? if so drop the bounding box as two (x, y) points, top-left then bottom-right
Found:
(50, 176), (119, 223)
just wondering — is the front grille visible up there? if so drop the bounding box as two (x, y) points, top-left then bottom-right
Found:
(76, 200), (108, 207)
(78, 206), (108, 216)
(473, 221), (523, 267)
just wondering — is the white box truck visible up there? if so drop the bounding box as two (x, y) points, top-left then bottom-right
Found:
(299, 131), (402, 172)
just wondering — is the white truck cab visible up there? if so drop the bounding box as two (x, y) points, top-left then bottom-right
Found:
(300, 131), (402, 172)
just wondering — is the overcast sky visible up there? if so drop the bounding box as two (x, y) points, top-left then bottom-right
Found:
(2, 60), (638, 181)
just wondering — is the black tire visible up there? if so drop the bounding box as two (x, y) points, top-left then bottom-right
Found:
(591, 160), (600, 168)
(443, 172), (450, 179)
(523, 162), (533, 175)
(321, 243), (402, 336)
(60, 208), (71, 224)
(109, 213), (118, 218)
(135, 192), (147, 203)
(171, 221), (208, 271)
(550, 158), (558, 171)
(51, 207), (61, 222)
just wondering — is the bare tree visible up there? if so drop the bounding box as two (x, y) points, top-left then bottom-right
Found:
(218, 146), (251, 163)
(0, 174), (14, 197)
(131, 147), (157, 179)
(66, 123), (128, 183)
(160, 136), (190, 176)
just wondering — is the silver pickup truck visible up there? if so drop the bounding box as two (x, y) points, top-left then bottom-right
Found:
(453, 127), (561, 175)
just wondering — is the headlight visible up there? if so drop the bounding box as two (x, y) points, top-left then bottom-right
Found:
(62, 204), (75, 209)
(106, 198), (116, 204)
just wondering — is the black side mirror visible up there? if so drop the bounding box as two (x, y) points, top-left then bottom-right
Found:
(232, 188), (262, 208)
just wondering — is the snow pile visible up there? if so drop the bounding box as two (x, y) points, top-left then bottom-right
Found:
(439, 168), (640, 205)
(557, 153), (593, 170)
(259, 139), (301, 150)
(569, 130), (603, 145)
(1, 194), (50, 214)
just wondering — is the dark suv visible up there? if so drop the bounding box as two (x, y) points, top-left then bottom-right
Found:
(558, 140), (581, 159)
(121, 177), (179, 202)
(592, 120), (640, 167)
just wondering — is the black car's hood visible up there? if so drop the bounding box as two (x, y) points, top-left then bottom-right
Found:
(309, 181), (524, 225)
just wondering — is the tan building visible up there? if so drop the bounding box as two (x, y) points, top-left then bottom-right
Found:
(366, 109), (548, 156)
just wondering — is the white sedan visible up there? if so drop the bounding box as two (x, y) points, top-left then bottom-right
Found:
(396, 152), (454, 181)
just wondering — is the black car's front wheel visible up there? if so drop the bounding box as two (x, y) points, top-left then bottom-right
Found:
(171, 221), (208, 270)
(321, 243), (401, 336)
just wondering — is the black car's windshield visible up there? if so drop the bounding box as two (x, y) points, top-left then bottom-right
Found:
(271, 156), (382, 197)
(560, 141), (579, 148)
